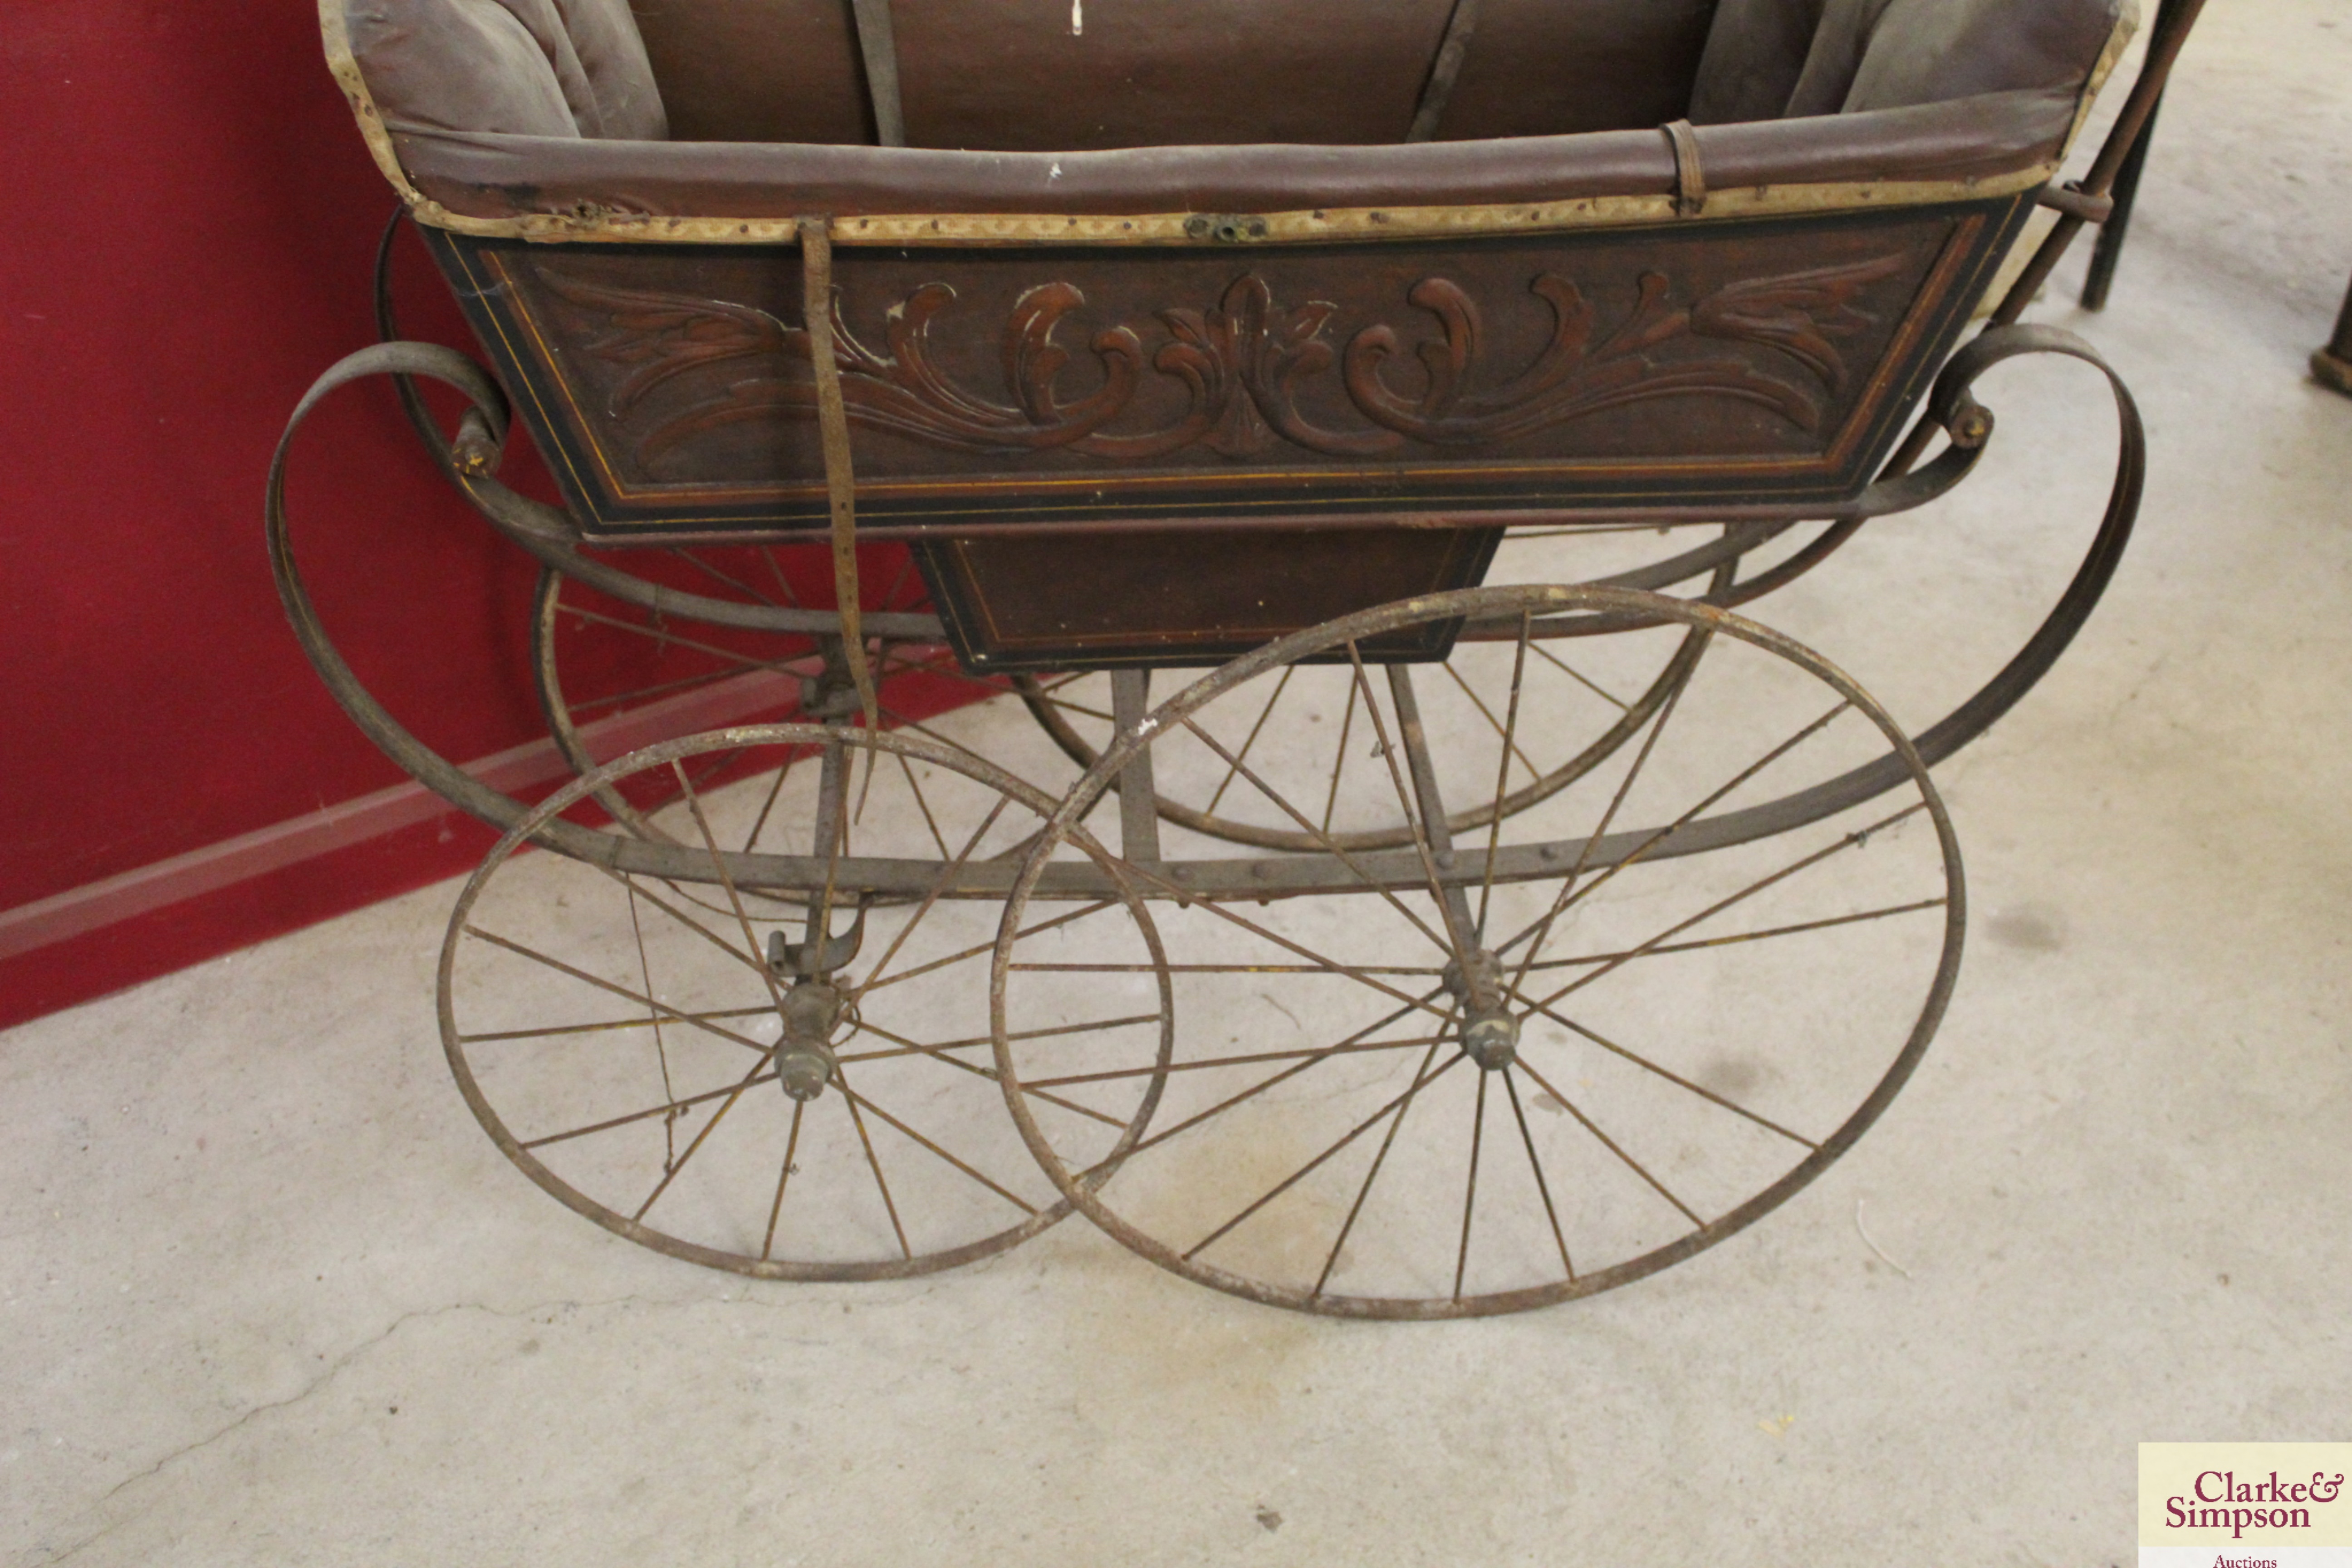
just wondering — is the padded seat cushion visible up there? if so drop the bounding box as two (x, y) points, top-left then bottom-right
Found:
(1691, 0), (2134, 122)
(335, 0), (2130, 226)
(346, 0), (666, 139)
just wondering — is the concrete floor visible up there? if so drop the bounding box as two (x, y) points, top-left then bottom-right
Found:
(8, 5), (2351, 1562)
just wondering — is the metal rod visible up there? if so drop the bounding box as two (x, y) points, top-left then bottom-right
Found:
(847, 0), (907, 147)
(1112, 670), (1163, 863)
(2079, 99), (2162, 309)
(1406, 0), (1481, 143)
(1992, 0), (2209, 326)
(1385, 664), (1480, 950)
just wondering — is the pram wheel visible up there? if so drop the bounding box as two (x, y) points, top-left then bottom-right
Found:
(439, 724), (1169, 1279)
(992, 586), (1964, 1318)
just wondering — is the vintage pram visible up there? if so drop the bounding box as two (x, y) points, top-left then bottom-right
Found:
(270, 0), (2197, 1317)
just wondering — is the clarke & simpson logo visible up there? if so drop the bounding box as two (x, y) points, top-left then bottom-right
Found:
(2141, 1444), (2352, 1568)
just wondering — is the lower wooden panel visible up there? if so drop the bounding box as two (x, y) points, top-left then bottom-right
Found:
(915, 525), (1502, 671)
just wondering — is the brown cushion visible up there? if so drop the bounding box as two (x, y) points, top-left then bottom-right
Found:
(1691, 0), (2128, 123)
(346, 0), (666, 139)
(391, 86), (2084, 222)
(634, 0), (1720, 149)
(344, 0), (2125, 225)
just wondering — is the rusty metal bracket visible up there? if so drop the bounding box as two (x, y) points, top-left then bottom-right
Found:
(2038, 181), (2116, 225)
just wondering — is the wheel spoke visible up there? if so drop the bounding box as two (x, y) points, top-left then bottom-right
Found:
(1514, 898), (1949, 975)
(1007, 961), (1446, 977)
(877, 703), (1006, 775)
(1514, 690), (1864, 1000)
(554, 602), (809, 676)
(667, 546), (783, 608)
(1012, 685), (1118, 724)
(880, 550), (918, 610)
(1497, 643), (1705, 996)
(833, 1063), (913, 1258)
(1348, 647), (1475, 964)
(861, 899), (1119, 995)
(1070, 992), (1449, 1175)
(1511, 994), (1818, 1151)
(759, 1099), (806, 1261)
(623, 877), (681, 1170)
(851, 795), (1012, 999)
(1476, 612), (1533, 937)
(1181, 1050), (1470, 1262)
(1502, 1068), (1575, 1282)
(1310, 1041), (1448, 1300)
(757, 545), (805, 608)
(848, 1011), (1164, 1061)
(1453, 1070), (1489, 1301)
(1443, 652), (1544, 798)
(1201, 665), (1296, 818)
(741, 750), (801, 853)
(461, 926), (768, 1055)
(893, 749), (954, 861)
(1511, 1056), (1704, 1229)
(670, 761), (789, 1010)
(631, 1044), (784, 1221)
(520, 1068), (779, 1151)
(841, 1017), (1131, 1129)
(1024, 1033), (1445, 1089)
(583, 865), (778, 989)
(832, 1080), (1039, 1216)
(458, 1004), (772, 1044)
(1319, 673), (1360, 837)
(1530, 800), (1927, 1014)
(565, 662), (778, 720)
(1173, 714), (1459, 963)
(1528, 640), (1632, 712)
(1102, 857), (1460, 1026)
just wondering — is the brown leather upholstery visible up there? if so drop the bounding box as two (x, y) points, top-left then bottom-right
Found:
(338, 0), (2126, 221)
(635, 0), (1721, 150)
(390, 88), (2082, 221)
(1689, 0), (2130, 122)
(346, 0), (666, 139)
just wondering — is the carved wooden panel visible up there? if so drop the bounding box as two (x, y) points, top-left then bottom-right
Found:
(430, 195), (2030, 539)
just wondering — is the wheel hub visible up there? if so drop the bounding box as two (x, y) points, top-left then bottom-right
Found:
(1444, 950), (1520, 1071)
(1460, 1008), (1521, 1072)
(773, 980), (844, 1102)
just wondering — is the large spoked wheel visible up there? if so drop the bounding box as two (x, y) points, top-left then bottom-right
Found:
(440, 724), (1170, 1280)
(993, 586), (1965, 1319)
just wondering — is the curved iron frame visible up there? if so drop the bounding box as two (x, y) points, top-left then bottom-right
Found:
(269, 308), (2139, 909)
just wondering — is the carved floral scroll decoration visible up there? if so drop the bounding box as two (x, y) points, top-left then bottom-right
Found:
(543, 252), (1908, 467)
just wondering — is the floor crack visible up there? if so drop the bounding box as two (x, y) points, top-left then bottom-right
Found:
(29, 1294), (664, 1566)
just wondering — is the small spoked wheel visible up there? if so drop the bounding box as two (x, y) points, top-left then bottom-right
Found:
(992, 586), (1964, 1318)
(440, 724), (1169, 1279)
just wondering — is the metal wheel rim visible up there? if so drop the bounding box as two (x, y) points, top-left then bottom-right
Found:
(992, 585), (1965, 1318)
(441, 722), (1172, 1281)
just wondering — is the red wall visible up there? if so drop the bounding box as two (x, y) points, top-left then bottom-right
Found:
(0, 3), (545, 1025)
(0, 4), (952, 1028)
